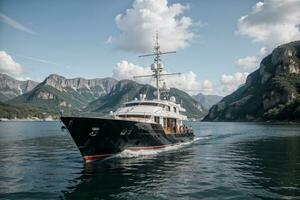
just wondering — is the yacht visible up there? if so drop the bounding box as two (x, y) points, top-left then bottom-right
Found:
(61, 35), (194, 162)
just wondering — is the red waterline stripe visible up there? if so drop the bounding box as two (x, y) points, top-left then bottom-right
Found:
(83, 154), (113, 162)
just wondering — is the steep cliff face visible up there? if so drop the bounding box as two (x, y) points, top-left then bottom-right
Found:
(204, 41), (300, 121)
(44, 74), (117, 99)
(0, 73), (38, 101)
(11, 74), (118, 113)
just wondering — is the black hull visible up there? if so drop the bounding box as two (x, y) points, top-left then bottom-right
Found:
(61, 117), (194, 162)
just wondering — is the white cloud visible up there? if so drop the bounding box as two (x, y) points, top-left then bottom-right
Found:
(0, 13), (36, 35)
(112, 61), (251, 96)
(234, 47), (270, 73)
(112, 60), (214, 95)
(259, 46), (268, 56)
(164, 71), (212, 95)
(220, 72), (248, 85)
(234, 56), (258, 70)
(108, 0), (195, 52)
(113, 60), (152, 80)
(0, 51), (23, 76)
(236, 0), (300, 48)
(200, 80), (214, 94)
(219, 72), (249, 95)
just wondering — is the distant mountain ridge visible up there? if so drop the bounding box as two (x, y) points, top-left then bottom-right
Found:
(204, 41), (300, 121)
(0, 73), (205, 119)
(0, 73), (38, 101)
(44, 74), (117, 98)
(10, 74), (118, 113)
(192, 93), (223, 110)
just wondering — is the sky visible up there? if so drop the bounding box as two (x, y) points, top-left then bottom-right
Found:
(1, 0), (300, 96)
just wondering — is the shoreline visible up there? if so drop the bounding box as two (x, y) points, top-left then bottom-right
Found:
(0, 118), (59, 122)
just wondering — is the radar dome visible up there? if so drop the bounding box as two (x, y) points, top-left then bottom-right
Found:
(157, 63), (163, 72)
(151, 63), (157, 71)
(170, 96), (176, 102)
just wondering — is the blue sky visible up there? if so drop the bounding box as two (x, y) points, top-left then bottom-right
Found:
(1, 0), (299, 95)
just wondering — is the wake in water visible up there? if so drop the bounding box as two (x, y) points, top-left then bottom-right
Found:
(110, 137), (201, 160)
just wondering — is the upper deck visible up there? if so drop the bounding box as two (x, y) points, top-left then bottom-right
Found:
(113, 98), (187, 120)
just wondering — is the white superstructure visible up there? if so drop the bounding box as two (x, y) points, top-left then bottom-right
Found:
(112, 96), (188, 134)
(113, 96), (186, 120)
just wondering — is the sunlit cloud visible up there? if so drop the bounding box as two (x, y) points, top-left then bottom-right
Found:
(108, 0), (196, 53)
(0, 51), (23, 76)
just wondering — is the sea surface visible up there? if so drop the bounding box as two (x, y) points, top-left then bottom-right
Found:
(0, 121), (299, 200)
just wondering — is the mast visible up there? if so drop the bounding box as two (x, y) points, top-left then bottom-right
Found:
(154, 33), (160, 100)
(135, 33), (179, 100)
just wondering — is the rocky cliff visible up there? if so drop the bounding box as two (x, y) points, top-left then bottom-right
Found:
(0, 73), (38, 101)
(44, 74), (117, 99)
(11, 74), (118, 113)
(204, 41), (300, 121)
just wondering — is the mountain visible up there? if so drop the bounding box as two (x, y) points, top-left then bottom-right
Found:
(204, 41), (300, 121)
(193, 93), (223, 110)
(85, 80), (206, 119)
(4, 73), (205, 118)
(0, 73), (38, 101)
(11, 74), (118, 113)
(43, 74), (117, 101)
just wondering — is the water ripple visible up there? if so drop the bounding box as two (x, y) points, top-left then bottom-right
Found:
(0, 121), (300, 199)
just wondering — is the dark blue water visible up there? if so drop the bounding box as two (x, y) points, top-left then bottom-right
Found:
(0, 121), (299, 200)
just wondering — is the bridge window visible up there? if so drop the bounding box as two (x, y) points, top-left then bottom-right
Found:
(163, 118), (167, 128)
(166, 106), (170, 111)
(154, 116), (160, 123)
(118, 115), (151, 119)
(163, 118), (177, 132)
(125, 102), (164, 107)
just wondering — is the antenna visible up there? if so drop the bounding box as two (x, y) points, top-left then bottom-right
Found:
(135, 32), (180, 101)
(138, 32), (176, 63)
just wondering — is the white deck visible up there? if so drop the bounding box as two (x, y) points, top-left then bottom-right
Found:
(111, 98), (188, 129)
